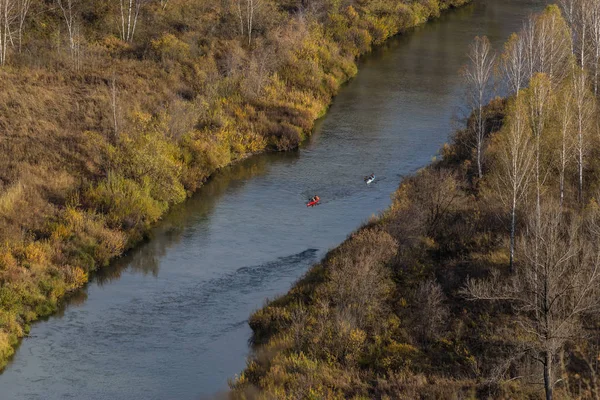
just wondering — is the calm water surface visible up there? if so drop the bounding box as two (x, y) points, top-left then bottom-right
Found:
(0, 1), (546, 398)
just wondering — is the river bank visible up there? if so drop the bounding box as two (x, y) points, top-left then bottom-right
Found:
(0, 0), (549, 397)
(232, 2), (600, 398)
(0, 0), (472, 371)
(230, 98), (513, 398)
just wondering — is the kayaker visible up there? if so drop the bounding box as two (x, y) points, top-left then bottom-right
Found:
(314, 195), (320, 202)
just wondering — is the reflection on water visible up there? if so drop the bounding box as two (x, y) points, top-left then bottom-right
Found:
(94, 152), (298, 285)
(0, 1), (547, 399)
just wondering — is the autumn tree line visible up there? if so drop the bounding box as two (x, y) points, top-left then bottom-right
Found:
(0, 0), (471, 371)
(232, 3), (600, 399)
(463, 4), (600, 398)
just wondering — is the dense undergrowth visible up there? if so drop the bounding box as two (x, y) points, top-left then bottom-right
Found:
(232, 103), (600, 400)
(231, 4), (600, 398)
(231, 100), (533, 400)
(0, 0), (471, 371)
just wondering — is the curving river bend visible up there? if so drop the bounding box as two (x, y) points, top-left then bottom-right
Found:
(0, 1), (546, 399)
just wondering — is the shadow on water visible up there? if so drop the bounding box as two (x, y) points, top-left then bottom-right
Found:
(101, 151), (301, 281)
(40, 149), (302, 319)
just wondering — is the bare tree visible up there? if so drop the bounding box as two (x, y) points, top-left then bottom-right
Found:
(246, 0), (260, 46)
(523, 16), (539, 83)
(402, 168), (466, 238)
(572, 69), (594, 203)
(502, 33), (527, 98)
(236, 0), (244, 37)
(326, 229), (397, 330)
(492, 96), (534, 271)
(15, 0), (30, 53)
(559, 0), (578, 75)
(559, 0), (576, 37)
(537, 6), (572, 84)
(463, 36), (496, 179)
(414, 279), (448, 341)
(56, 0), (76, 58)
(575, 0), (589, 71)
(555, 82), (576, 206)
(527, 73), (553, 222)
(0, 0), (16, 65)
(588, 0), (600, 95)
(119, 0), (147, 43)
(560, 0), (598, 75)
(464, 204), (600, 400)
(234, 0), (262, 46)
(522, 8), (571, 86)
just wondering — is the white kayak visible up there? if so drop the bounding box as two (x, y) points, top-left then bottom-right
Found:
(365, 175), (375, 184)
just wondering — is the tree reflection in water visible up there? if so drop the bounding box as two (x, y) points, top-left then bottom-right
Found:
(84, 149), (299, 287)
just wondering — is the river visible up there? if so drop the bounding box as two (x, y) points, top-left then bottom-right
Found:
(0, 1), (546, 398)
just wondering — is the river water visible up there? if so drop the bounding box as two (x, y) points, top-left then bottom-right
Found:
(0, 1), (546, 399)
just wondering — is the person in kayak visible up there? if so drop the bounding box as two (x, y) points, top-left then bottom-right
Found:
(309, 195), (320, 204)
(365, 173), (374, 182)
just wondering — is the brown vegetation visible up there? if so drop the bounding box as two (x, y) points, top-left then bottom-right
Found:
(0, 0), (471, 371)
(232, 4), (600, 399)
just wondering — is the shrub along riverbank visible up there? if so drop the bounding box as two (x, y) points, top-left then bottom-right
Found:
(230, 100), (524, 400)
(0, 0), (471, 370)
(232, 4), (600, 399)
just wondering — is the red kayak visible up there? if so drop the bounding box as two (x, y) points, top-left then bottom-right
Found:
(307, 199), (320, 207)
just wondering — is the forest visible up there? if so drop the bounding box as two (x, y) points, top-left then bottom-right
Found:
(231, 1), (600, 399)
(0, 0), (472, 371)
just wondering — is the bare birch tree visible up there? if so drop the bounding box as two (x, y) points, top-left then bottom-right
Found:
(572, 69), (594, 203)
(236, 0), (244, 37)
(246, 0), (260, 46)
(588, 0), (600, 95)
(56, 0), (76, 59)
(559, 0), (576, 37)
(463, 36), (495, 179)
(463, 204), (600, 400)
(119, 0), (147, 43)
(522, 8), (571, 86)
(0, 0), (16, 65)
(15, 0), (30, 53)
(555, 82), (576, 206)
(523, 16), (539, 83)
(559, 0), (578, 74)
(492, 96), (534, 271)
(537, 6), (572, 84)
(235, 0), (262, 46)
(575, 0), (589, 71)
(502, 33), (527, 98)
(527, 73), (553, 222)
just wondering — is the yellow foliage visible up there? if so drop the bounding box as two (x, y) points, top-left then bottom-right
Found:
(50, 224), (71, 241)
(23, 242), (48, 265)
(65, 266), (88, 290)
(0, 182), (23, 217)
(0, 250), (17, 271)
(0, 330), (15, 370)
(151, 33), (190, 62)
